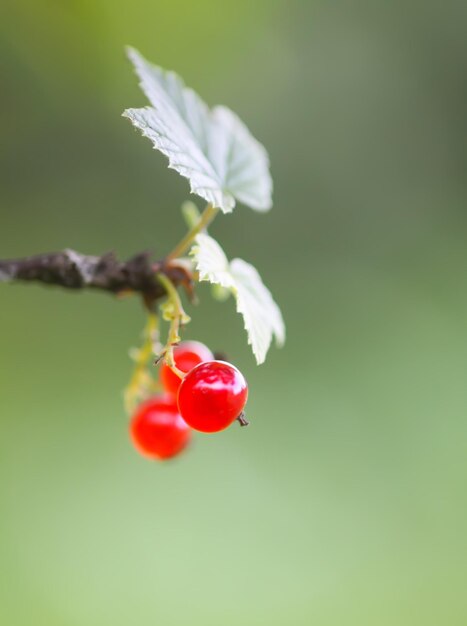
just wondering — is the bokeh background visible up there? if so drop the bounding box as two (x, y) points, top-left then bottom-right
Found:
(1, 1), (467, 624)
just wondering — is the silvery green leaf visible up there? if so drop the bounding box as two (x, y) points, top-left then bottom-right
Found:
(123, 48), (272, 213)
(192, 234), (285, 364)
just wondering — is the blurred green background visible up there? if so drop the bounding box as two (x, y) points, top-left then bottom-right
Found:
(1, 1), (467, 624)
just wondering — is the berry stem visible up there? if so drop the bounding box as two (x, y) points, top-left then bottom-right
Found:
(166, 203), (219, 261)
(157, 273), (190, 379)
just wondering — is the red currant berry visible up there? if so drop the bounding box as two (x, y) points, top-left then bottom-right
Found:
(177, 361), (248, 433)
(130, 395), (191, 460)
(160, 340), (214, 394)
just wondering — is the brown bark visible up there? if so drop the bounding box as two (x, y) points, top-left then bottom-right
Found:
(0, 249), (187, 305)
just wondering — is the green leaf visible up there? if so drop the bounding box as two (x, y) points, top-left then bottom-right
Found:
(123, 48), (273, 214)
(191, 233), (285, 364)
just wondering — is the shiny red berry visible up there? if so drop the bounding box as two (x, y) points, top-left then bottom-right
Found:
(177, 361), (248, 433)
(130, 395), (191, 460)
(160, 340), (214, 394)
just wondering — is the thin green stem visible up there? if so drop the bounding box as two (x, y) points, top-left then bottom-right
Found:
(157, 273), (190, 378)
(166, 203), (219, 261)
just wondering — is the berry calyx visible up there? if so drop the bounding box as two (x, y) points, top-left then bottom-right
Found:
(160, 340), (214, 394)
(177, 360), (248, 433)
(130, 395), (191, 460)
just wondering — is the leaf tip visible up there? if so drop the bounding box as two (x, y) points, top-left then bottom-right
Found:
(125, 45), (141, 64)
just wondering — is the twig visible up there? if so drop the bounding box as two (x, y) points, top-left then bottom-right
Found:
(0, 249), (187, 305)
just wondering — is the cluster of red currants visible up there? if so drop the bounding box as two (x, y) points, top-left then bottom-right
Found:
(130, 341), (248, 461)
